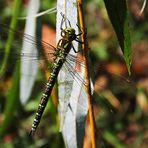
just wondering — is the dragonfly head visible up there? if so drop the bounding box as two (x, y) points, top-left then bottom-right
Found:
(61, 27), (76, 40)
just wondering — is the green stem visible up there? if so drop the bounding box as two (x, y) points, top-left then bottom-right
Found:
(0, 0), (22, 77)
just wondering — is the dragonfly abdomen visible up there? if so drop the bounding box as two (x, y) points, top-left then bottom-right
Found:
(29, 58), (64, 136)
(29, 25), (79, 136)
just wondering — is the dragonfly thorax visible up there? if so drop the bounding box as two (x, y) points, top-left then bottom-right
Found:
(55, 49), (66, 59)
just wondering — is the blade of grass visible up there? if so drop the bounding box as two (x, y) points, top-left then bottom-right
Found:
(103, 131), (126, 148)
(0, 0), (22, 77)
(0, 61), (20, 138)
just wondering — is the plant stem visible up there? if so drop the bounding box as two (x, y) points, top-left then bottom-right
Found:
(77, 0), (96, 148)
(0, 0), (21, 77)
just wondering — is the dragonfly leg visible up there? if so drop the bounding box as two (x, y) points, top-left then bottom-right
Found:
(60, 12), (66, 30)
(76, 32), (82, 36)
(76, 24), (87, 40)
(76, 24), (81, 31)
(60, 18), (64, 31)
(72, 44), (79, 53)
(75, 25), (85, 44)
(72, 43), (83, 53)
(67, 19), (71, 27)
(75, 38), (84, 44)
(60, 12), (72, 29)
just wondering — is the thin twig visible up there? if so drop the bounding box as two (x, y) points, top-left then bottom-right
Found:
(77, 0), (96, 148)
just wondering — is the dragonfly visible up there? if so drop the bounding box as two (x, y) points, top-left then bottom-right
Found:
(29, 18), (85, 136)
(0, 15), (88, 136)
(0, 16), (133, 137)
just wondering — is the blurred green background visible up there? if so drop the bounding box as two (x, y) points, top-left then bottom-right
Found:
(0, 0), (148, 147)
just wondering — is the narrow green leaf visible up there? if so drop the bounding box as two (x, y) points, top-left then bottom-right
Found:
(103, 0), (132, 75)
(0, 61), (20, 138)
(0, 0), (21, 76)
(103, 131), (126, 148)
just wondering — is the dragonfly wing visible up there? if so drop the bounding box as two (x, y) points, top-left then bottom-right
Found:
(58, 64), (74, 131)
(58, 52), (89, 139)
(67, 52), (134, 89)
(59, 57), (89, 148)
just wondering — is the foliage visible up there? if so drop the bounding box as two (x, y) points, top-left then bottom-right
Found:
(0, 0), (147, 147)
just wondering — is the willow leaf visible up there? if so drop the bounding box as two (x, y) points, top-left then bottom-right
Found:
(103, 0), (132, 74)
(57, 0), (88, 147)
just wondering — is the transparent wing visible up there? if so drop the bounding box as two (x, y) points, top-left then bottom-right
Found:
(0, 23), (56, 54)
(0, 23), (57, 105)
(0, 23), (56, 74)
(66, 52), (134, 89)
(0, 23), (134, 87)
